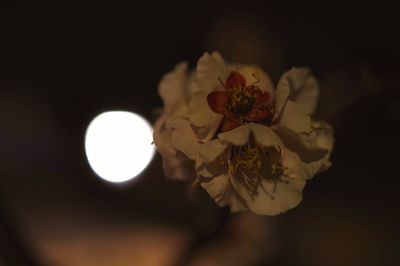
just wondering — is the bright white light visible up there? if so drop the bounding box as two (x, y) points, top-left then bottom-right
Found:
(85, 111), (155, 183)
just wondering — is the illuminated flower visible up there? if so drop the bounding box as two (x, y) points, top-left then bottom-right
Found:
(188, 52), (334, 215)
(154, 52), (334, 215)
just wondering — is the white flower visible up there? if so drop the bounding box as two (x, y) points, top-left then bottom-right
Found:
(186, 52), (334, 215)
(154, 52), (334, 215)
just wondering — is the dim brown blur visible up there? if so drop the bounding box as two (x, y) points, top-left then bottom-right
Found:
(1, 1), (399, 265)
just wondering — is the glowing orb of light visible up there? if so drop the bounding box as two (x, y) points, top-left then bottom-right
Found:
(85, 111), (154, 183)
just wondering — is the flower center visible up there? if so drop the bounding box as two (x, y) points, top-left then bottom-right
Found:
(228, 87), (255, 117)
(207, 71), (274, 132)
(225, 137), (285, 197)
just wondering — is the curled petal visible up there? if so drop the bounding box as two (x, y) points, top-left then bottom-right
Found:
(170, 119), (201, 160)
(274, 126), (327, 163)
(153, 117), (194, 181)
(196, 52), (229, 92)
(291, 69), (319, 115)
(314, 121), (334, 172)
(153, 116), (174, 157)
(281, 148), (312, 180)
(201, 175), (247, 212)
(278, 100), (312, 134)
(273, 67), (320, 120)
(273, 73), (290, 121)
(158, 62), (188, 114)
(314, 121), (334, 152)
(277, 126), (333, 180)
(280, 68), (319, 114)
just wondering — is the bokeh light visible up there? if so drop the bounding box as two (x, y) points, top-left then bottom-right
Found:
(85, 111), (154, 183)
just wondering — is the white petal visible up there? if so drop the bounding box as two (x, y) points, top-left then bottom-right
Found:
(192, 124), (218, 142)
(314, 121), (334, 152)
(274, 126), (326, 162)
(230, 174), (305, 215)
(273, 67), (320, 120)
(170, 119), (200, 160)
(218, 125), (251, 146)
(153, 117), (195, 181)
(278, 100), (312, 134)
(248, 123), (283, 148)
(196, 52), (229, 92)
(236, 65), (274, 97)
(187, 71), (201, 97)
(275, 128), (329, 179)
(313, 121), (334, 173)
(187, 90), (222, 127)
(198, 139), (227, 163)
(164, 102), (188, 130)
(273, 71), (290, 121)
(275, 125), (332, 179)
(196, 140), (227, 178)
(292, 70), (319, 115)
(158, 62), (188, 113)
(201, 175), (247, 211)
(153, 116), (174, 156)
(281, 147), (312, 180)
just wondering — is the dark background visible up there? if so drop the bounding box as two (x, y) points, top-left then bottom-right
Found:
(1, 1), (399, 265)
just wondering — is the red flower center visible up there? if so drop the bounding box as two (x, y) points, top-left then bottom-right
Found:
(207, 71), (273, 132)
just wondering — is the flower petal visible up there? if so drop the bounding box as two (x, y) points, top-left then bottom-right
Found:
(201, 175), (248, 212)
(218, 125), (251, 146)
(196, 52), (229, 92)
(198, 139), (227, 163)
(187, 90), (222, 127)
(230, 174), (306, 215)
(164, 102), (189, 130)
(314, 121), (334, 152)
(201, 175), (231, 206)
(170, 118), (200, 160)
(313, 121), (334, 173)
(153, 116), (174, 156)
(196, 139), (227, 178)
(274, 126), (326, 163)
(281, 147), (311, 180)
(273, 67), (320, 120)
(220, 118), (241, 132)
(226, 71), (246, 89)
(273, 71), (290, 121)
(207, 90), (228, 114)
(153, 116), (195, 181)
(278, 100), (312, 134)
(274, 126), (331, 179)
(248, 123), (283, 148)
(158, 62), (188, 114)
(291, 69), (319, 115)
